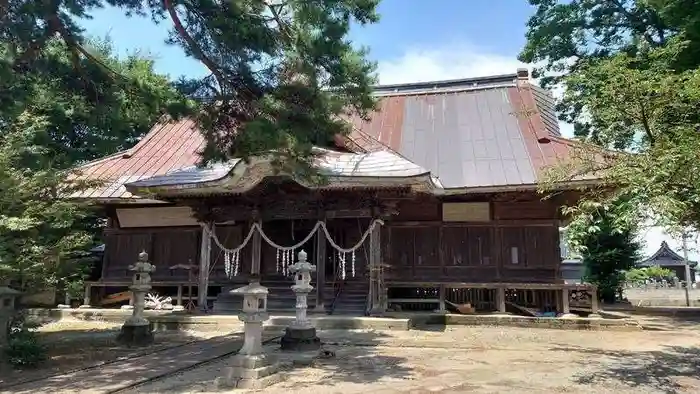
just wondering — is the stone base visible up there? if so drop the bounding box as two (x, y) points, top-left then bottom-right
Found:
(558, 313), (579, 319)
(172, 305), (186, 313)
(214, 354), (285, 389)
(116, 323), (154, 347)
(311, 304), (327, 314)
(369, 307), (387, 317)
(280, 326), (321, 352)
(588, 313), (602, 319)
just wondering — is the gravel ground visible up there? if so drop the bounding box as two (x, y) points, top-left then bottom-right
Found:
(126, 318), (700, 394)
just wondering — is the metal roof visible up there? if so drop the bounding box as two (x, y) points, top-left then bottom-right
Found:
(74, 70), (579, 201)
(71, 118), (205, 201)
(346, 74), (572, 189)
(125, 147), (443, 194)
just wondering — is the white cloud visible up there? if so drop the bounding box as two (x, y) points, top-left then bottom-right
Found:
(376, 45), (526, 85)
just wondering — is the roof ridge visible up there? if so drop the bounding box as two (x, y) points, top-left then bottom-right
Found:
(373, 73), (517, 92)
(374, 82), (516, 98)
(75, 150), (129, 170)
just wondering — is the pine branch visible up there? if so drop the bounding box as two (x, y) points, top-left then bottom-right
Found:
(163, 0), (226, 92)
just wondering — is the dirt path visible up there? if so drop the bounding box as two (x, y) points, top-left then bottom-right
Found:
(2, 333), (247, 394)
(128, 320), (700, 394)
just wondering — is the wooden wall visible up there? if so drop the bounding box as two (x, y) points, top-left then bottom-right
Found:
(101, 193), (563, 284)
(101, 216), (371, 283)
(383, 195), (563, 283)
(102, 227), (201, 281)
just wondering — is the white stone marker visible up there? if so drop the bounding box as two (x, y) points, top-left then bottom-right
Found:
(280, 250), (321, 351)
(116, 250), (155, 346)
(216, 280), (284, 389)
(0, 285), (20, 348)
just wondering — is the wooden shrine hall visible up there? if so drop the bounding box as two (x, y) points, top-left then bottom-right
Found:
(74, 69), (600, 316)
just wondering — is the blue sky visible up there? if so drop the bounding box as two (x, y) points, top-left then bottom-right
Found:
(80, 0), (699, 262)
(81, 0), (531, 82)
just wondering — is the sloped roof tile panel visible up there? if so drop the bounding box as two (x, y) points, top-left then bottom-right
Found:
(531, 84), (562, 137)
(127, 149), (434, 190)
(127, 161), (241, 188)
(72, 119), (205, 200)
(394, 87), (537, 188)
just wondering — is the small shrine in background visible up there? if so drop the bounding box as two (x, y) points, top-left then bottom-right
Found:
(639, 241), (697, 283)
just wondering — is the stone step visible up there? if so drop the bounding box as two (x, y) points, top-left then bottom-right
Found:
(338, 293), (368, 299)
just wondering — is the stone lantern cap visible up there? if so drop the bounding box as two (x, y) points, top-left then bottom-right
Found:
(0, 286), (20, 310)
(231, 282), (269, 296)
(289, 250), (316, 273)
(0, 286), (20, 297)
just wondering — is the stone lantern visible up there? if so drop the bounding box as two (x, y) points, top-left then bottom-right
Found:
(0, 285), (20, 348)
(230, 281), (269, 356)
(216, 280), (284, 389)
(280, 250), (320, 351)
(117, 250), (156, 346)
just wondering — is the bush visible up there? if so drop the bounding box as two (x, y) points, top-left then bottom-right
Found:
(3, 311), (46, 368)
(566, 198), (641, 303)
(625, 266), (677, 285)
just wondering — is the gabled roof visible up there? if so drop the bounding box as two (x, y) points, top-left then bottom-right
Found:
(639, 241), (697, 267)
(73, 68), (583, 202)
(344, 69), (578, 190)
(124, 147), (443, 197)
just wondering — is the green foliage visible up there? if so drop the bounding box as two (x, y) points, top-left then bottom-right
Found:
(0, 37), (187, 291)
(65, 278), (86, 298)
(3, 312), (46, 369)
(3, 0), (380, 173)
(520, 0), (700, 127)
(625, 266), (677, 284)
(1, 38), (193, 168)
(565, 198), (642, 303)
(523, 1), (700, 232)
(1, 0), (380, 290)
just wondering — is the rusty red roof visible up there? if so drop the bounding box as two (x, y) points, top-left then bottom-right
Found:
(72, 118), (205, 201)
(346, 71), (579, 189)
(74, 69), (583, 201)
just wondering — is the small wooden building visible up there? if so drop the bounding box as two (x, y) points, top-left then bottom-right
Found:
(639, 241), (697, 283)
(74, 69), (599, 315)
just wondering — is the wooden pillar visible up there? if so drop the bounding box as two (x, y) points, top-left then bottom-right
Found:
(561, 287), (571, 314)
(438, 284), (446, 313)
(369, 218), (384, 315)
(589, 285), (600, 317)
(198, 223), (212, 310)
(314, 222), (327, 312)
(81, 284), (91, 307)
(496, 286), (506, 313)
(251, 220), (262, 276)
(176, 285), (184, 306)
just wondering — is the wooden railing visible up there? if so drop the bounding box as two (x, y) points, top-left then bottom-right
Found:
(386, 282), (599, 316)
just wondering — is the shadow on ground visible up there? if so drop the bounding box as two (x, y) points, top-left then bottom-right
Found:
(0, 324), (223, 392)
(550, 344), (700, 394)
(154, 328), (417, 392)
(280, 329), (415, 387)
(634, 315), (700, 331)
